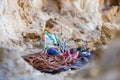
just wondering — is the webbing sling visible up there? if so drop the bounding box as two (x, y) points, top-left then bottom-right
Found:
(45, 31), (58, 46)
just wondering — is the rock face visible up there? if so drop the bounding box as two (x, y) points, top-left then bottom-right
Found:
(0, 0), (120, 80)
(0, 47), (72, 80)
(0, 0), (103, 50)
(0, 48), (34, 80)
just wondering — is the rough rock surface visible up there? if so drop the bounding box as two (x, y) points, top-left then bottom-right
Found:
(0, 0), (103, 50)
(0, 0), (120, 80)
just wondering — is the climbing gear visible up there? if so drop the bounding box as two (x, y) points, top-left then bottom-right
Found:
(23, 53), (73, 72)
(39, 39), (44, 48)
(45, 31), (59, 46)
(47, 48), (60, 56)
(71, 51), (79, 58)
(58, 38), (68, 53)
(23, 50), (94, 74)
(79, 47), (91, 57)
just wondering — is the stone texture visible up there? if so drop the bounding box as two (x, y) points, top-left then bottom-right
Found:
(0, 0), (103, 50)
(102, 5), (119, 22)
(100, 24), (118, 44)
(0, 0), (120, 80)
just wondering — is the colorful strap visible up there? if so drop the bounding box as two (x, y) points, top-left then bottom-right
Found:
(45, 31), (58, 45)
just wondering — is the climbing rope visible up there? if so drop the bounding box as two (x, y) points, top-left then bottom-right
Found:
(23, 52), (77, 70)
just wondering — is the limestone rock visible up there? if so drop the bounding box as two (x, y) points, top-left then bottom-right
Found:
(0, 0), (103, 50)
(102, 6), (119, 22)
(100, 24), (118, 45)
(0, 0), (120, 80)
(0, 47), (43, 80)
